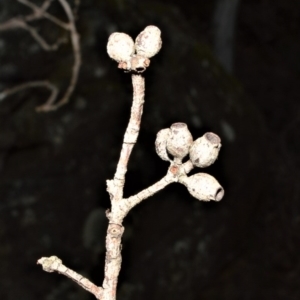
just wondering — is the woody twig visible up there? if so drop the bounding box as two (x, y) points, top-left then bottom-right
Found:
(38, 25), (224, 300)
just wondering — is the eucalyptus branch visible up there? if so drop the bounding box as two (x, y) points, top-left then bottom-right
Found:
(38, 25), (225, 300)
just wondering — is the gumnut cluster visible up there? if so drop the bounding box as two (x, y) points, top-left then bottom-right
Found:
(155, 122), (224, 202)
(107, 25), (162, 72)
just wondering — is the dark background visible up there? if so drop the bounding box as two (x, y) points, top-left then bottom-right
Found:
(0, 0), (299, 299)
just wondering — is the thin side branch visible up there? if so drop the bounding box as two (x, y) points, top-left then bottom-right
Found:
(122, 161), (195, 215)
(55, 0), (80, 107)
(0, 17), (66, 50)
(19, 0), (69, 29)
(24, 22), (67, 50)
(0, 0), (81, 112)
(124, 172), (176, 212)
(37, 256), (103, 299)
(0, 81), (58, 103)
(36, 0), (81, 111)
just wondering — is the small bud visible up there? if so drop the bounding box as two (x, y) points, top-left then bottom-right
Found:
(181, 173), (224, 202)
(166, 123), (193, 160)
(107, 32), (135, 62)
(189, 132), (221, 168)
(135, 25), (162, 58)
(155, 128), (171, 161)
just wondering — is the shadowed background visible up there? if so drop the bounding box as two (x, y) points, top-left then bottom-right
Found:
(0, 0), (299, 299)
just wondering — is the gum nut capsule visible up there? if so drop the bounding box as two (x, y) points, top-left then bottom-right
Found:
(107, 32), (135, 62)
(166, 123), (193, 160)
(135, 25), (162, 58)
(183, 173), (224, 202)
(155, 128), (171, 161)
(189, 132), (221, 168)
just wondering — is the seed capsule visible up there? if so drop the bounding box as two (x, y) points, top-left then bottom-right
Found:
(135, 25), (162, 58)
(189, 132), (221, 168)
(107, 32), (135, 62)
(181, 173), (224, 202)
(166, 123), (193, 161)
(155, 128), (171, 161)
